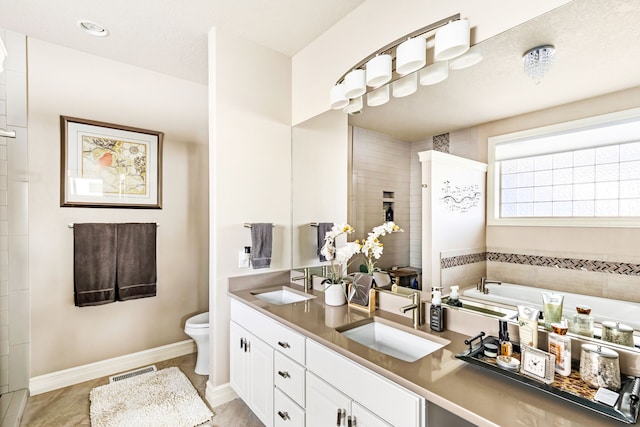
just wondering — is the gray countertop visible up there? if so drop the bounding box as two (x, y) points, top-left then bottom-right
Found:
(229, 283), (628, 427)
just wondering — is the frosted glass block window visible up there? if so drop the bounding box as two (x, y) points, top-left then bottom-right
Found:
(498, 140), (640, 218)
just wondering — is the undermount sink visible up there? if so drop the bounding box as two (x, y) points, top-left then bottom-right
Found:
(337, 318), (449, 362)
(251, 286), (315, 305)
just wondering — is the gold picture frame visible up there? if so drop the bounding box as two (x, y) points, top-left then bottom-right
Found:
(60, 116), (163, 208)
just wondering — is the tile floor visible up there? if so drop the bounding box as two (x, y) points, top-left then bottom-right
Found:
(20, 353), (264, 427)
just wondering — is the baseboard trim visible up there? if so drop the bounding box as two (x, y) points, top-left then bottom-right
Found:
(29, 340), (196, 395)
(205, 381), (238, 409)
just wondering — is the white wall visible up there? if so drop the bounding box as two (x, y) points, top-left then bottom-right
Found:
(291, 0), (571, 125)
(208, 28), (292, 388)
(28, 39), (209, 376)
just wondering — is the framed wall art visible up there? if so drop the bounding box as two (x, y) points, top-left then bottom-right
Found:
(60, 116), (163, 208)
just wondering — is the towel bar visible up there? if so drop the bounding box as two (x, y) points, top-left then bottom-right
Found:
(309, 222), (319, 227)
(68, 223), (160, 228)
(0, 129), (16, 138)
(243, 223), (275, 228)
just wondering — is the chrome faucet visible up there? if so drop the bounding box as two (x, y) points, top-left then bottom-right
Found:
(400, 291), (423, 328)
(477, 277), (502, 294)
(291, 268), (314, 293)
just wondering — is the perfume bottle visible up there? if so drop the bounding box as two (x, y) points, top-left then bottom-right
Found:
(499, 320), (512, 357)
(569, 305), (594, 338)
(548, 323), (572, 376)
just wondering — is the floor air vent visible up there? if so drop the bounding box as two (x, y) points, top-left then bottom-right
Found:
(109, 365), (157, 383)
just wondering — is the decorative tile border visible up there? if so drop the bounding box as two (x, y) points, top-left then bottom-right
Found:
(441, 251), (640, 276)
(441, 252), (486, 269)
(487, 252), (640, 276)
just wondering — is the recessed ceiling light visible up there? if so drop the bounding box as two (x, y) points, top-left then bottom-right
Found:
(77, 20), (110, 37)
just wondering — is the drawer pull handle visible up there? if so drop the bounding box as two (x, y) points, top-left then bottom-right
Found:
(278, 370), (290, 379)
(278, 410), (290, 421)
(277, 341), (290, 349)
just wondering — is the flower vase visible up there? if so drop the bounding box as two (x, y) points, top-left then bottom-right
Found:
(324, 282), (347, 306)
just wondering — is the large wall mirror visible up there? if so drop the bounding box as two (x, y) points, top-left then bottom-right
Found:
(291, 0), (640, 350)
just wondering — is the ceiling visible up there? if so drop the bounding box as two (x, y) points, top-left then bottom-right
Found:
(1, 0), (638, 142)
(349, 0), (640, 141)
(0, 0), (366, 85)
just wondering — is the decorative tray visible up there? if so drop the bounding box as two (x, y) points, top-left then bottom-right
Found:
(456, 334), (640, 424)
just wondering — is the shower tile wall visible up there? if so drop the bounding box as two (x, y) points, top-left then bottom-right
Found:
(0, 29), (29, 394)
(351, 127), (410, 269)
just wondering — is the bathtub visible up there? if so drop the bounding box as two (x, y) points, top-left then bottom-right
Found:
(463, 282), (640, 332)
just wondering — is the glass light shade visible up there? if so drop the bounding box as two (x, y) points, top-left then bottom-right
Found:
(419, 61), (449, 86)
(395, 37), (426, 75)
(392, 73), (418, 98)
(343, 96), (363, 114)
(344, 69), (366, 99)
(330, 83), (349, 110)
(434, 19), (470, 61)
(366, 54), (392, 87)
(449, 44), (483, 70)
(367, 85), (390, 107)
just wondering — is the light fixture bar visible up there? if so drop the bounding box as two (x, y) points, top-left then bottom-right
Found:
(334, 13), (460, 85)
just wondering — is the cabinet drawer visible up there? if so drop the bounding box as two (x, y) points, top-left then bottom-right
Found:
(231, 299), (306, 364)
(274, 388), (305, 427)
(307, 339), (423, 427)
(274, 351), (305, 407)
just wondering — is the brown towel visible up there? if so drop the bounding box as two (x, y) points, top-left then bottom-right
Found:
(74, 223), (117, 307)
(116, 223), (157, 301)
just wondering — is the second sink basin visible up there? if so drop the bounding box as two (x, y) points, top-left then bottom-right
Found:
(337, 318), (449, 362)
(251, 286), (315, 305)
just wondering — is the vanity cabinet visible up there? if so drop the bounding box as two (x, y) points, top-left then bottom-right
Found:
(306, 339), (424, 426)
(306, 371), (392, 427)
(229, 321), (274, 427)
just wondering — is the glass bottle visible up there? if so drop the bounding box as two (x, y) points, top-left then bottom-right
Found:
(548, 323), (572, 376)
(569, 305), (594, 338)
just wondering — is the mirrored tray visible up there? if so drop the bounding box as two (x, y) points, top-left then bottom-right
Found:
(456, 335), (639, 424)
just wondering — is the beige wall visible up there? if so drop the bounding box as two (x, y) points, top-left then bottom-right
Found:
(291, 0), (571, 125)
(483, 87), (640, 301)
(28, 39), (209, 376)
(208, 28), (292, 387)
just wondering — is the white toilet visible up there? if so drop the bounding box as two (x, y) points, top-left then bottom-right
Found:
(185, 312), (210, 375)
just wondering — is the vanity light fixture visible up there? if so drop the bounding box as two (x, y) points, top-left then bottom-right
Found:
(0, 36), (7, 73)
(523, 45), (555, 83)
(330, 13), (480, 112)
(77, 19), (110, 37)
(343, 96), (363, 115)
(450, 44), (483, 70)
(419, 60), (449, 86)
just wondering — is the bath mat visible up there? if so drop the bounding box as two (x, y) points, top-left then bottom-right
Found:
(90, 366), (213, 427)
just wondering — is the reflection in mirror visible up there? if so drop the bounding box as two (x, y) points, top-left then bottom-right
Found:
(291, 0), (640, 352)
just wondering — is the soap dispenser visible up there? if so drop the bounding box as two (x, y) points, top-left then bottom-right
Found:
(430, 289), (445, 332)
(447, 285), (463, 307)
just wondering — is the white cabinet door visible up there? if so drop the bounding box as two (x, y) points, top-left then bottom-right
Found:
(306, 371), (351, 427)
(230, 320), (274, 427)
(230, 321), (249, 401)
(351, 402), (392, 427)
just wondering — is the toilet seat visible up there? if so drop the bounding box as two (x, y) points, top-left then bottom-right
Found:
(186, 312), (209, 329)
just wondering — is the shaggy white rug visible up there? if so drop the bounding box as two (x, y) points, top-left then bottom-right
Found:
(90, 366), (213, 427)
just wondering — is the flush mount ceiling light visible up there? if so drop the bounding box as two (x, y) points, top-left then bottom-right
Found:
(330, 13), (479, 112)
(523, 45), (555, 83)
(77, 20), (110, 37)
